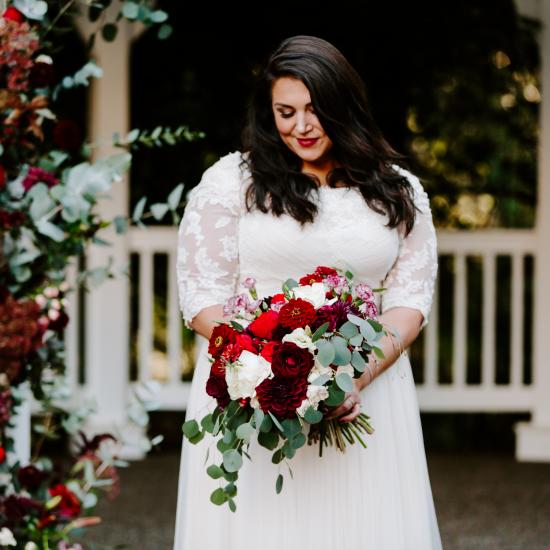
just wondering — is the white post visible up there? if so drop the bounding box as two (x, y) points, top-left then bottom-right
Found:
(74, 13), (144, 459)
(515, 0), (550, 461)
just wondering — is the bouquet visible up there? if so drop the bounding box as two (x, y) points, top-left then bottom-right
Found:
(182, 266), (387, 511)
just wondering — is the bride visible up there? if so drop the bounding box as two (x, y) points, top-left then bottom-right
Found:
(174, 35), (442, 550)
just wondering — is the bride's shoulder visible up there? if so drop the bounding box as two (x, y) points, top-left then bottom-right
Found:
(188, 150), (250, 212)
(389, 162), (430, 213)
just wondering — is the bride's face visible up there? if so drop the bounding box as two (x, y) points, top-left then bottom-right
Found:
(271, 76), (333, 167)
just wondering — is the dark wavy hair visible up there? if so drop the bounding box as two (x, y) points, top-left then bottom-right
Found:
(241, 35), (417, 234)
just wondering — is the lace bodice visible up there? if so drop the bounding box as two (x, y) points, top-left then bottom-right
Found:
(176, 151), (438, 329)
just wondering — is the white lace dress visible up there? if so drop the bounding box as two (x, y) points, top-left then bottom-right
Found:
(173, 151), (442, 550)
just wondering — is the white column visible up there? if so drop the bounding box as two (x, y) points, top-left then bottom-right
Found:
(75, 14), (144, 459)
(516, 0), (550, 461)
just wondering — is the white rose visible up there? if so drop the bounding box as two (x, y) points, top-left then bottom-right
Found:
(297, 384), (330, 416)
(282, 327), (316, 352)
(0, 528), (16, 546)
(225, 350), (273, 400)
(307, 357), (334, 383)
(336, 364), (354, 377)
(292, 282), (328, 309)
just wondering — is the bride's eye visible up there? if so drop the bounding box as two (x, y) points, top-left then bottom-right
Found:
(279, 112), (293, 119)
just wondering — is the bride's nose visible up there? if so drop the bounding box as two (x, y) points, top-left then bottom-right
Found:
(295, 111), (313, 135)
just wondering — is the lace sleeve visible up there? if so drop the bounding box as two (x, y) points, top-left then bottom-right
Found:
(176, 151), (244, 329)
(381, 165), (438, 328)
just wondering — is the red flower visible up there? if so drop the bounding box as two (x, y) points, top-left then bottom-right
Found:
(0, 165), (5, 188)
(248, 309), (279, 340)
(0, 447), (5, 463)
(22, 166), (59, 192)
(2, 495), (43, 527)
(271, 293), (286, 304)
(271, 342), (314, 378)
(259, 341), (277, 362)
(206, 375), (230, 409)
(48, 310), (69, 332)
(299, 272), (324, 285)
(3, 6), (24, 22)
(256, 376), (308, 419)
(29, 61), (55, 88)
(48, 484), (81, 518)
(315, 266), (338, 277)
(52, 119), (83, 151)
(235, 333), (256, 354)
(18, 465), (48, 492)
(208, 324), (237, 359)
(279, 298), (316, 330)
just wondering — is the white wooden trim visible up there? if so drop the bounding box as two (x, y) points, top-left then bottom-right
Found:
(481, 253), (496, 387)
(138, 250), (153, 382)
(452, 254), (467, 386)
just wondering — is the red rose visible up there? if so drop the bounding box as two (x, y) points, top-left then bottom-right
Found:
(315, 266), (338, 277)
(3, 6), (24, 22)
(0, 447), (5, 463)
(256, 376), (308, 419)
(248, 309), (279, 340)
(271, 342), (314, 378)
(206, 374), (230, 409)
(279, 298), (316, 330)
(208, 324), (237, 359)
(299, 272), (324, 285)
(48, 484), (81, 518)
(259, 341), (277, 362)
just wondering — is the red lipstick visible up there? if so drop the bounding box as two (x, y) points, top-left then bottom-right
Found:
(296, 138), (318, 148)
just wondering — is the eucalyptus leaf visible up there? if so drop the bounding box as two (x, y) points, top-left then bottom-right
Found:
(236, 422), (254, 443)
(335, 373), (354, 393)
(258, 430), (278, 450)
(113, 216), (128, 234)
(304, 406), (323, 424)
(360, 320), (376, 342)
(268, 411), (285, 433)
(150, 202), (168, 220)
(132, 196), (147, 222)
(324, 384), (346, 407)
(316, 340), (335, 367)
(122, 1), (139, 19)
(35, 219), (65, 242)
(206, 465), (224, 479)
(339, 321), (359, 339)
(292, 432), (307, 449)
(210, 488), (227, 506)
(276, 474), (283, 494)
(311, 373), (331, 386)
(149, 9), (168, 22)
(223, 449), (243, 473)
(182, 419), (199, 439)
(167, 183), (184, 211)
(351, 350), (367, 372)
(349, 333), (364, 347)
(311, 322), (330, 342)
(157, 23), (172, 39)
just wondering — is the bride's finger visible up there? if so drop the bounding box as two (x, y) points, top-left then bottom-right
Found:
(338, 403), (360, 423)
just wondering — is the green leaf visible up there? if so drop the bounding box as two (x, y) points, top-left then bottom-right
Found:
(223, 429), (235, 445)
(345, 270), (354, 280)
(311, 373), (331, 386)
(311, 322), (330, 342)
(339, 321), (359, 339)
(188, 430), (205, 444)
(201, 414), (214, 433)
(335, 373), (354, 393)
(210, 488), (227, 506)
(206, 464), (224, 479)
(122, 1), (139, 19)
(304, 406), (323, 424)
(35, 219), (65, 242)
(360, 321), (377, 342)
(236, 422), (254, 443)
(271, 449), (284, 464)
(253, 409), (265, 429)
(149, 9), (168, 22)
(157, 23), (172, 40)
(349, 333), (364, 347)
(347, 313), (364, 326)
(182, 420), (200, 439)
(230, 320), (244, 331)
(276, 474), (283, 494)
(291, 432), (307, 449)
(113, 215), (128, 234)
(258, 430), (279, 450)
(126, 128), (140, 143)
(228, 498), (236, 512)
(324, 384), (346, 406)
(316, 340), (335, 367)
(373, 346), (385, 359)
(101, 23), (118, 42)
(150, 202), (168, 220)
(282, 440), (296, 459)
(224, 482), (237, 497)
(167, 183), (184, 211)
(259, 414), (273, 433)
(281, 418), (301, 438)
(132, 196), (147, 222)
(368, 319), (384, 332)
(332, 338), (352, 366)
(351, 350), (366, 372)
(268, 412), (285, 433)
(223, 449), (243, 473)
(282, 278), (299, 292)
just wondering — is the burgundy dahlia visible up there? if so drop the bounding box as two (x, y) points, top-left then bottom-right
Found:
(312, 300), (360, 332)
(18, 464), (49, 492)
(256, 376), (308, 419)
(271, 342), (313, 378)
(206, 375), (230, 409)
(22, 166), (59, 192)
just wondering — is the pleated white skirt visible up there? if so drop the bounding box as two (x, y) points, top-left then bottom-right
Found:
(173, 336), (443, 550)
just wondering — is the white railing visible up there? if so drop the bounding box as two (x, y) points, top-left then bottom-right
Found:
(126, 227), (538, 413)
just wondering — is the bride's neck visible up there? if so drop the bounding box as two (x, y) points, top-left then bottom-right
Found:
(301, 157), (340, 187)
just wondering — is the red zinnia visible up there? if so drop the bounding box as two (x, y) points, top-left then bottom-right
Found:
(315, 266), (338, 277)
(208, 324), (237, 359)
(299, 272), (324, 285)
(279, 298), (316, 330)
(3, 6), (24, 22)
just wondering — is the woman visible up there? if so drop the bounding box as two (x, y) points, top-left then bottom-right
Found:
(174, 35), (442, 549)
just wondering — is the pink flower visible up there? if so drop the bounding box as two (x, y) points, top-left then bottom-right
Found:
(324, 274), (348, 293)
(242, 277), (256, 289)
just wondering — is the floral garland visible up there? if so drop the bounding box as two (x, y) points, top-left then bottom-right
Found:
(0, 1), (192, 547)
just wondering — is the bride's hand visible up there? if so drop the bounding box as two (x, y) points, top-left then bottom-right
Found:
(325, 379), (363, 423)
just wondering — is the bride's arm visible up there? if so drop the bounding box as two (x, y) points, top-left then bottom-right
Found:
(188, 304), (225, 340)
